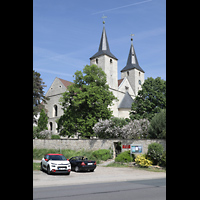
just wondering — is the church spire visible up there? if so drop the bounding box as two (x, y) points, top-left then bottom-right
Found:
(90, 17), (117, 60)
(121, 34), (144, 73)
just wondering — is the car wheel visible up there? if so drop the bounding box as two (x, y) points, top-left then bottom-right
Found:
(47, 165), (51, 175)
(75, 166), (79, 172)
(40, 163), (43, 171)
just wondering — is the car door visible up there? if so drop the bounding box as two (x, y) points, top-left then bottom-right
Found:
(42, 154), (49, 169)
(69, 157), (76, 170)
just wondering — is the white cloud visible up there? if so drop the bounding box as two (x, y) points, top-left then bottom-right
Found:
(34, 68), (73, 77)
(91, 0), (152, 15)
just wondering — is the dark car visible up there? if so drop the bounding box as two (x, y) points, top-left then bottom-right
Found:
(69, 156), (96, 172)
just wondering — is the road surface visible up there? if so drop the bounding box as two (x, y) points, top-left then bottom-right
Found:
(33, 178), (166, 200)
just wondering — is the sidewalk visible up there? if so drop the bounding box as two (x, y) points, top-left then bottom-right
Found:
(33, 165), (166, 188)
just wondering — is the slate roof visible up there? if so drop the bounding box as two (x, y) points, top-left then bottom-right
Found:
(118, 92), (134, 109)
(121, 43), (144, 73)
(90, 26), (118, 60)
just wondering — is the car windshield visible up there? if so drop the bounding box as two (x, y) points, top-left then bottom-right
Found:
(49, 155), (67, 160)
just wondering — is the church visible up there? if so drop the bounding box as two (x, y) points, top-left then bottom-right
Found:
(44, 21), (145, 134)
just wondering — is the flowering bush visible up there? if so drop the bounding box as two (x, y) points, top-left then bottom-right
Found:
(120, 119), (150, 139)
(147, 143), (164, 165)
(135, 154), (152, 167)
(93, 118), (150, 139)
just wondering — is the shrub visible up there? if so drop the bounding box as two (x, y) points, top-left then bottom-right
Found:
(92, 149), (112, 161)
(93, 118), (150, 139)
(148, 109), (166, 139)
(159, 151), (166, 167)
(51, 134), (60, 139)
(147, 143), (164, 165)
(135, 154), (153, 167)
(115, 150), (135, 163)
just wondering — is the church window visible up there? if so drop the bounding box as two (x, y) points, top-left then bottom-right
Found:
(127, 71), (129, 76)
(50, 122), (53, 131)
(96, 59), (98, 64)
(110, 59), (112, 63)
(139, 72), (140, 76)
(54, 105), (58, 117)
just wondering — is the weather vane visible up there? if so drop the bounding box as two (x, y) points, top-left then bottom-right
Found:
(102, 14), (107, 24)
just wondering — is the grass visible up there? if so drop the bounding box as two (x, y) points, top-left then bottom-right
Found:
(33, 148), (112, 165)
(106, 162), (166, 172)
(33, 148), (96, 160)
(33, 162), (40, 171)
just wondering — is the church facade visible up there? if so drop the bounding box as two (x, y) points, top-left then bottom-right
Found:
(44, 24), (145, 134)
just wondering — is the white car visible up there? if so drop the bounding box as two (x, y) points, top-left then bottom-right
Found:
(40, 153), (71, 175)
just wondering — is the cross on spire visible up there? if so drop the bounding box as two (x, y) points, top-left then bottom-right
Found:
(102, 14), (107, 24)
(130, 33), (134, 44)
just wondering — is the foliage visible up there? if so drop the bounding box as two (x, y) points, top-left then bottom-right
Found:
(159, 151), (166, 167)
(33, 148), (112, 163)
(147, 143), (164, 165)
(33, 126), (40, 139)
(33, 70), (49, 123)
(57, 64), (117, 138)
(92, 149), (112, 161)
(115, 150), (135, 163)
(38, 109), (48, 131)
(130, 77), (166, 121)
(111, 117), (130, 128)
(93, 118), (150, 139)
(51, 134), (60, 139)
(120, 119), (150, 139)
(135, 154), (153, 167)
(148, 109), (166, 139)
(33, 126), (51, 139)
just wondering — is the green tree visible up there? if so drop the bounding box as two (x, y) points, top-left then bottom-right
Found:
(148, 109), (166, 139)
(38, 109), (48, 131)
(57, 64), (117, 138)
(33, 70), (49, 123)
(130, 77), (166, 121)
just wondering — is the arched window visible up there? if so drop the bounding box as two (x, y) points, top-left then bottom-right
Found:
(50, 122), (53, 131)
(54, 105), (58, 117)
(96, 58), (98, 64)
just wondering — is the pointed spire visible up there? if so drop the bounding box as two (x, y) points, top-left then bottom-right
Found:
(90, 19), (117, 60)
(121, 35), (144, 73)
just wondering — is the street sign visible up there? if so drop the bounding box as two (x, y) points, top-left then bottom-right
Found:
(130, 144), (142, 154)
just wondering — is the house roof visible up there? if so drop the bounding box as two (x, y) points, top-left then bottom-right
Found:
(121, 43), (144, 73)
(90, 26), (118, 60)
(118, 92), (134, 109)
(118, 78), (124, 87)
(58, 78), (73, 89)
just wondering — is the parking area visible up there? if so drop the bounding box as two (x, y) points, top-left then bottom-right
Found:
(33, 166), (166, 188)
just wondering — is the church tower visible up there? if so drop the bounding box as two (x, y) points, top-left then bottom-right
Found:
(121, 35), (145, 96)
(90, 21), (118, 91)
(89, 18), (118, 116)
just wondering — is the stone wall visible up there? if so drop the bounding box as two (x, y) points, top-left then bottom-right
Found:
(33, 139), (165, 158)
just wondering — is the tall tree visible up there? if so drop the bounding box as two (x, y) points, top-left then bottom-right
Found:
(38, 109), (48, 131)
(33, 70), (49, 123)
(130, 77), (166, 121)
(57, 64), (117, 138)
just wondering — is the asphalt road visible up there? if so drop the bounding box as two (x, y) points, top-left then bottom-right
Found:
(33, 178), (166, 200)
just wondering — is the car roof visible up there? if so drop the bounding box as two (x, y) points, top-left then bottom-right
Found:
(46, 153), (63, 155)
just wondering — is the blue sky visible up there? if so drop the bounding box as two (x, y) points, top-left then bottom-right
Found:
(33, 0), (166, 94)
